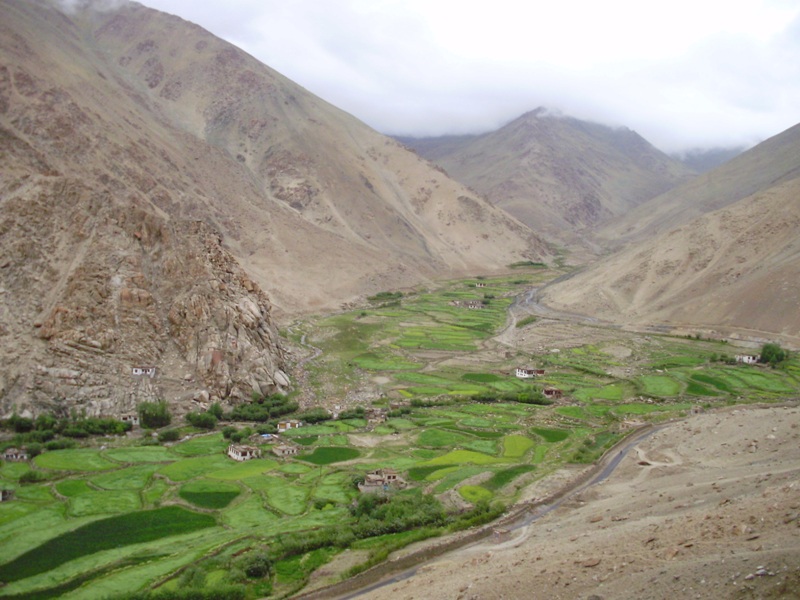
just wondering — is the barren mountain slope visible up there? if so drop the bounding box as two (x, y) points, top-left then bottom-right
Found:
(540, 177), (800, 345)
(400, 109), (694, 250)
(600, 122), (800, 244)
(0, 0), (547, 415)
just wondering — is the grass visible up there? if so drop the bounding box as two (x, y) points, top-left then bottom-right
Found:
(0, 506), (216, 583)
(262, 476), (310, 515)
(484, 464), (536, 490)
(103, 446), (175, 463)
(56, 479), (93, 497)
(90, 464), (159, 490)
(458, 485), (493, 503)
(34, 449), (117, 472)
(68, 489), (141, 517)
(158, 455), (232, 482)
(179, 480), (241, 509)
(531, 427), (569, 443)
(502, 435), (535, 458)
(300, 447), (360, 465)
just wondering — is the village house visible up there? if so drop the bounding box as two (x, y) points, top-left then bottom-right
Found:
(131, 366), (157, 378)
(475, 282), (487, 288)
(0, 489), (14, 502)
(272, 444), (299, 458)
(3, 448), (28, 462)
(515, 367), (545, 378)
(735, 354), (760, 365)
(226, 444), (261, 462)
(120, 413), (140, 426)
(277, 419), (302, 434)
(450, 300), (485, 310)
(358, 468), (406, 494)
(365, 407), (388, 426)
(250, 433), (277, 444)
(543, 387), (563, 400)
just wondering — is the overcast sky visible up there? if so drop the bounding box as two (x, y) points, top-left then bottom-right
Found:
(138, 0), (799, 153)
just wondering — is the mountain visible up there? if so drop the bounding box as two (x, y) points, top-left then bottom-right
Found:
(0, 0), (546, 416)
(539, 127), (800, 345)
(599, 123), (800, 244)
(399, 109), (695, 250)
(673, 146), (745, 173)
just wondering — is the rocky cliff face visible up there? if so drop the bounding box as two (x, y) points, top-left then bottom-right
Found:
(0, 173), (289, 418)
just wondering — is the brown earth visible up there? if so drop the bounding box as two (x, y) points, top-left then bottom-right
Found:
(400, 108), (695, 253)
(347, 404), (800, 600)
(540, 177), (800, 347)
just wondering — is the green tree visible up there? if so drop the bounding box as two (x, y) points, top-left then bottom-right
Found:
(760, 343), (787, 366)
(138, 401), (172, 429)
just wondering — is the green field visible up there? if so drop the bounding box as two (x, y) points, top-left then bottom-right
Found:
(1, 270), (796, 598)
(0, 506), (215, 583)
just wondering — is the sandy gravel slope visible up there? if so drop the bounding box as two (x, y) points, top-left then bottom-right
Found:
(356, 405), (800, 600)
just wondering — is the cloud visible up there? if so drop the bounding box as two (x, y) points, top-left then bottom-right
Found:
(136, 0), (800, 153)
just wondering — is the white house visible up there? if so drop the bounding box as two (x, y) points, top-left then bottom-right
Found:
(227, 444), (261, 462)
(735, 354), (760, 365)
(132, 367), (157, 378)
(515, 367), (545, 378)
(277, 419), (302, 433)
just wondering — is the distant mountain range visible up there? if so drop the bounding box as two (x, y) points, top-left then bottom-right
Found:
(398, 109), (695, 252)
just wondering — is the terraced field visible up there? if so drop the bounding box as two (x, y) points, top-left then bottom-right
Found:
(1, 269), (797, 599)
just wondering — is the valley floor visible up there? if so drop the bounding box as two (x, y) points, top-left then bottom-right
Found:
(346, 404), (800, 600)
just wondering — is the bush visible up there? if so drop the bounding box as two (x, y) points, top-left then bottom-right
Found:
(760, 343), (787, 366)
(8, 414), (34, 433)
(295, 408), (331, 424)
(138, 401), (172, 429)
(186, 412), (218, 430)
(45, 439), (76, 451)
(244, 553), (273, 578)
(207, 403), (224, 420)
(221, 426), (238, 440)
(158, 429), (181, 443)
(19, 470), (45, 484)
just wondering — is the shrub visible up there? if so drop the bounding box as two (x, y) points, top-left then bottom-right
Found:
(19, 470), (45, 484)
(138, 401), (172, 429)
(760, 343), (787, 366)
(244, 553), (273, 578)
(221, 426), (238, 440)
(8, 414), (34, 433)
(158, 429), (181, 443)
(207, 402), (224, 420)
(295, 408), (332, 424)
(186, 412), (218, 430)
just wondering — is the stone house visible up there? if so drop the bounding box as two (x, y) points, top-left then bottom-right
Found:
(543, 387), (563, 400)
(358, 468), (406, 494)
(3, 448), (28, 462)
(277, 419), (302, 434)
(0, 489), (13, 502)
(121, 413), (140, 426)
(227, 444), (261, 462)
(272, 444), (299, 458)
